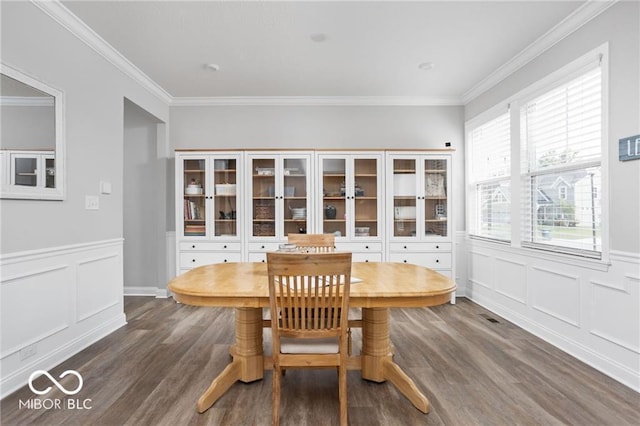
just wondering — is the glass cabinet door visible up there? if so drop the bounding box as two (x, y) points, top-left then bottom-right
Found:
(424, 158), (448, 237)
(353, 158), (379, 238)
(392, 158), (418, 238)
(182, 158), (207, 237)
(283, 157), (309, 236)
(321, 158), (346, 237)
(251, 157), (276, 237)
(12, 155), (38, 187)
(44, 155), (55, 188)
(212, 157), (238, 237)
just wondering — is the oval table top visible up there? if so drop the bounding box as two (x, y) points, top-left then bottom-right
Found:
(169, 261), (456, 309)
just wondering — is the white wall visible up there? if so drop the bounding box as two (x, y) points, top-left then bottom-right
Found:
(463, 2), (640, 391)
(0, 105), (55, 150)
(0, 2), (169, 398)
(0, 1), (169, 253)
(123, 100), (168, 296)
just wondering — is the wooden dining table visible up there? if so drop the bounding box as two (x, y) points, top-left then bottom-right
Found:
(168, 261), (456, 414)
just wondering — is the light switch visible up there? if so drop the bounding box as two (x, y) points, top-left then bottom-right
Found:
(100, 181), (112, 194)
(85, 195), (99, 210)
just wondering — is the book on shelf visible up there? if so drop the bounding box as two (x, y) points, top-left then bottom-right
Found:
(184, 200), (202, 220)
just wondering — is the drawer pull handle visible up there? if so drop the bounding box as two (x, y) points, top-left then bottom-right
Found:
(261, 245), (265, 249)
(436, 245), (439, 249)
(436, 259), (440, 263)
(365, 260), (369, 262)
(223, 245), (227, 249)
(365, 245), (369, 249)
(403, 245), (407, 249)
(224, 259), (228, 263)
(403, 260), (407, 263)
(192, 259), (196, 263)
(192, 245), (196, 249)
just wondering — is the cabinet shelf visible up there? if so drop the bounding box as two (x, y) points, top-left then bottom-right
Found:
(424, 169), (446, 174)
(394, 169), (416, 174)
(214, 169), (237, 173)
(185, 169), (205, 173)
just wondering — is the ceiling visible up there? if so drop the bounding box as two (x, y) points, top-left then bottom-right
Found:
(60, 1), (590, 103)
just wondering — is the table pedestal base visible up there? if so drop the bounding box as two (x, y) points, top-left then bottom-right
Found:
(196, 307), (429, 414)
(361, 307), (429, 413)
(197, 307), (263, 413)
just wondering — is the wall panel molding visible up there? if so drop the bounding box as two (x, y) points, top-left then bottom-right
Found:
(0, 239), (126, 399)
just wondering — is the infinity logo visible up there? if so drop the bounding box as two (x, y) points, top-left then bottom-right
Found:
(28, 370), (83, 396)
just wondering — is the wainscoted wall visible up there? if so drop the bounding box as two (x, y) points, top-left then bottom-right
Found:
(464, 238), (640, 391)
(0, 239), (126, 398)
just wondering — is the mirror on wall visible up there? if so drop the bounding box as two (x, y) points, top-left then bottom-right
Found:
(0, 64), (65, 200)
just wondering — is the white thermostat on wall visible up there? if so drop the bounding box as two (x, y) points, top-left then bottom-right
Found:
(100, 181), (112, 194)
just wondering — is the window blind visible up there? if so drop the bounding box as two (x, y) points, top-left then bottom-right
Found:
(520, 66), (602, 256)
(468, 112), (511, 240)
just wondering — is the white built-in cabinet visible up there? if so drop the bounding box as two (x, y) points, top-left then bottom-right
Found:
(175, 152), (243, 274)
(1, 149), (55, 190)
(317, 153), (384, 262)
(175, 150), (454, 284)
(386, 152), (453, 278)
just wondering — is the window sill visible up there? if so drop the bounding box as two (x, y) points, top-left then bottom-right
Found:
(465, 235), (611, 272)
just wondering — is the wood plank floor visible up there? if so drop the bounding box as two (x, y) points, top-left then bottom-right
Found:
(2, 297), (638, 425)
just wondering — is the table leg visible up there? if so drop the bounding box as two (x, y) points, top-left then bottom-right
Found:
(197, 307), (264, 413)
(361, 307), (430, 413)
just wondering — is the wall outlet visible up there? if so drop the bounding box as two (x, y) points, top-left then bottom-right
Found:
(20, 343), (37, 361)
(85, 195), (99, 210)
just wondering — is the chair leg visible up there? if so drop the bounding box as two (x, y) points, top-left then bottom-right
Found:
(272, 367), (281, 426)
(339, 365), (347, 426)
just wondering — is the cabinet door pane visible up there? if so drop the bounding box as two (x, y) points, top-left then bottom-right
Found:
(252, 158), (276, 237)
(392, 158), (417, 237)
(13, 156), (38, 187)
(354, 158), (378, 238)
(183, 159), (206, 237)
(45, 157), (55, 188)
(213, 157), (238, 237)
(283, 157), (308, 235)
(424, 158), (448, 237)
(321, 158), (346, 237)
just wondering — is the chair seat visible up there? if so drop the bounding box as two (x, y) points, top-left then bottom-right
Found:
(280, 337), (339, 354)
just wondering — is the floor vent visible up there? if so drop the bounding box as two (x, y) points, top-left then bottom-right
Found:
(480, 314), (500, 323)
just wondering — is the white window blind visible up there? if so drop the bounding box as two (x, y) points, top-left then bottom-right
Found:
(468, 111), (511, 241)
(520, 66), (602, 257)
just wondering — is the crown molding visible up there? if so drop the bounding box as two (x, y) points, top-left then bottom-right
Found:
(461, 0), (618, 104)
(32, 0), (172, 105)
(171, 96), (463, 107)
(0, 96), (54, 107)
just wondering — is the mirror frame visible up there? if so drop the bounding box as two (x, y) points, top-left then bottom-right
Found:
(1, 63), (65, 200)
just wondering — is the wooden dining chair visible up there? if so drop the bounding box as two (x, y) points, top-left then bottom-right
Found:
(287, 233), (335, 252)
(267, 251), (352, 426)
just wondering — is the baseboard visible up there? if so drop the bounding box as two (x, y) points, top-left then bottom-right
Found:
(468, 292), (640, 392)
(123, 286), (170, 298)
(0, 313), (126, 399)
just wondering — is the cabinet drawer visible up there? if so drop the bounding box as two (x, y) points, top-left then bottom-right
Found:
(352, 252), (382, 263)
(180, 252), (242, 267)
(180, 242), (242, 251)
(389, 242), (451, 252)
(335, 242), (383, 252)
(248, 252), (268, 263)
(247, 242), (280, 252)
(388, 253), (451, 269)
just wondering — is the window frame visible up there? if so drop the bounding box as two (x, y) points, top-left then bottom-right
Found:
(464, 43), (609, 263)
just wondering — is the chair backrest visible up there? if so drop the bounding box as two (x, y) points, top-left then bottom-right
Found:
(267, 251), (352, 339)
(287, 233), (335, 252)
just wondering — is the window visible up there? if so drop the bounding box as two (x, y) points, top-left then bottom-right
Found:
(558, 186), (567, 200)
(520, 66), (602, 257)
(467, 111), (511, 241)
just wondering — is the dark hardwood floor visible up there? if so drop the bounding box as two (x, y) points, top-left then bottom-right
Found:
(2, 297), (638, 425)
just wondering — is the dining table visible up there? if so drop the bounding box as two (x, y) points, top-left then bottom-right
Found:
(168, 261), (456, 414)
